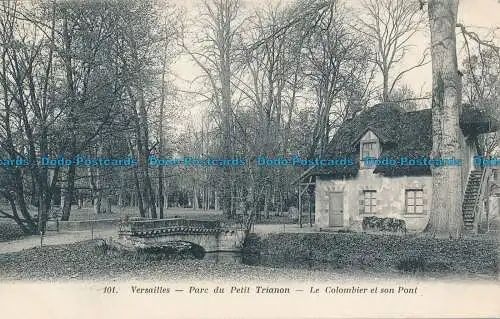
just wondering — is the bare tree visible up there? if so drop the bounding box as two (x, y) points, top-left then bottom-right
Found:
(462, 46), (500, 155)
(185, 0), (243, 219)
(357, 0), (428, 102)
(387, 84), (429, 111)
(0, 0), (61, 233)
(305, 1), (374, 158)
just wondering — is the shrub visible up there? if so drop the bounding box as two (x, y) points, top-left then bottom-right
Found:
(396, 251), (426, 273)
(242, 232), (498, 276)
(0, 221), (25, 242)
(241, 233), (262, 265)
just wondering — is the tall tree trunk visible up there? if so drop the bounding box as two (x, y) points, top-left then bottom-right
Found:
(164, 177), (169, 209)
(158, 167), (164, 218)
(106, 196), (112, 214)
(61, 17), (78, 222)
(215, 190), (219, 211)
(193, 185), (198, 211)
(30, 179), (37, 207)
(94, 194), (102, 215)
(382, 68), (389, 102)
(118, 172), (125, 208)
(94, 167), (103, 214)
(427, 0), (463, 237)
(264, 185), (271, 219)
(133, 168), (146, 218)
(61, 164), (76, 221)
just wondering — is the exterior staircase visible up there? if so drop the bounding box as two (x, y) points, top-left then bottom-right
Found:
(462, 169), (484, 231)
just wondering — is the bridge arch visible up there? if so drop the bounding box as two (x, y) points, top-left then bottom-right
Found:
(117, 218), (245, 254)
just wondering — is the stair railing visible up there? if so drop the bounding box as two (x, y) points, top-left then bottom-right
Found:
(472, 167), (491, 233)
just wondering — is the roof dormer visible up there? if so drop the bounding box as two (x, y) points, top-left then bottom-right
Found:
(358, 129), (380, 169)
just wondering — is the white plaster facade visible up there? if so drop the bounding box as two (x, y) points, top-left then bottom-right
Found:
(314, 129), (478, 232)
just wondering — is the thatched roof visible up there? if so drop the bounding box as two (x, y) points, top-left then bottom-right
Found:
(460, 104), (500, 134)
(310, 102), (497, 179)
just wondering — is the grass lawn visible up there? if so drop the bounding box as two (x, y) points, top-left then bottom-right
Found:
(68, 206), (224, 221)
(67, 206), (311, 225)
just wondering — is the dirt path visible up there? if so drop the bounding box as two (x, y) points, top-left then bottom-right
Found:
(0, 223), (319, 255)
(0, 229), (116, 254)
(252, 223), (319, 234)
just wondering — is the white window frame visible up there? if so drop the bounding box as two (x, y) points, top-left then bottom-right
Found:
(361, 141), (378, 159)
(405, 189), (424, 215)
(363, 190), (377, 214)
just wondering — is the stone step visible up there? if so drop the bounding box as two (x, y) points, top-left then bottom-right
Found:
(462, 203), (478, 207)
(464, 192), (479, 195)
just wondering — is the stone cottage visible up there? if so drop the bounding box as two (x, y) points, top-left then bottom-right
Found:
(307, 103), (499, 232)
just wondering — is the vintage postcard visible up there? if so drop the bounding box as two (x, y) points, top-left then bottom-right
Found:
(0, 0), (499, 318)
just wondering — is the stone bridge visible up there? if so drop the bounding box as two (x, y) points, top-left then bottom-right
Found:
(116, 218), (245, 253)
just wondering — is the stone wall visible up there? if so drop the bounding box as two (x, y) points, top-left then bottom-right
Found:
(115, 218), (245, 253)
(116, 230), (245, 253)
(315, 171), (432, 232)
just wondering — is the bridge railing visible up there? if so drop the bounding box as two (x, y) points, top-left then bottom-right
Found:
(119, 218), (222, 233)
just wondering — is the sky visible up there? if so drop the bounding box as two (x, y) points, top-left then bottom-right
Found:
(170, 0), (500, 126)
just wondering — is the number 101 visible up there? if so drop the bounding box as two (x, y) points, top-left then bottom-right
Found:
(104, 286), (117, 293)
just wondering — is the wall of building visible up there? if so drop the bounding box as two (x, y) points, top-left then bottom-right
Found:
(315, 170), (432, 232)
(314, 130), (479, 233)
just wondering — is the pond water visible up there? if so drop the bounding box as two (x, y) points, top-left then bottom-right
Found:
(135, 242), (244, 264)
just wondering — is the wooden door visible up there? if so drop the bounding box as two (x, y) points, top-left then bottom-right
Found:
(329, 192), (344, 227)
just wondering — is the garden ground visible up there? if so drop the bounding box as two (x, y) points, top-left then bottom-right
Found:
(0, 206), (497, 281)
(0, 239), (495, 282)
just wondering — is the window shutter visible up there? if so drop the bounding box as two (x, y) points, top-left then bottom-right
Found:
(358, 199), (364, 215)
(376, 199), (381, 214)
